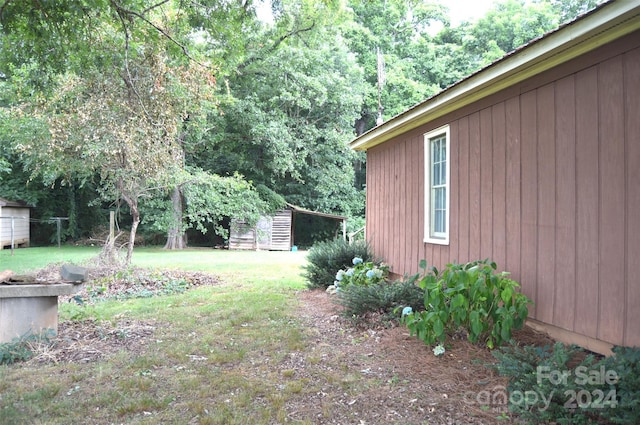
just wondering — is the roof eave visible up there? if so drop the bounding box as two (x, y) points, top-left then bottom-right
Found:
(286, 203), (348, 221)
(350, 0), (640, 151)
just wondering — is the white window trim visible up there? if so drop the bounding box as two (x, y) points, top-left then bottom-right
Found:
(424, 125), (450, 245)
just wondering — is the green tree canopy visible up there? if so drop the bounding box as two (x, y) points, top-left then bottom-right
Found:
(0, 0), (599, 249)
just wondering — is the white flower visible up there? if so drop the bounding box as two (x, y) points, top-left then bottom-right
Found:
(401, 306), (413, 316)
(433, 344), (445, 357)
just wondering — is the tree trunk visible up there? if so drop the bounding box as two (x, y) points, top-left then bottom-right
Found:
(118, 181), (140, 266)
(164, 185), (187, 249)
(126, 199), (140, 266)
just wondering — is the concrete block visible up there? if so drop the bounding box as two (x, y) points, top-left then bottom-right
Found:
(61, 264), (88, 282)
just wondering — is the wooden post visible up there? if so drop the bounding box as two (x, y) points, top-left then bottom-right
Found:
(56, 218), (61, 248)
(109, 211), (115, 245)
(49, 217), (69, 248)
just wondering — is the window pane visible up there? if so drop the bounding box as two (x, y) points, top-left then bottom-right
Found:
(434, 210), (442, 234)
(435, 187), (444, 209)
(432, 140), (440, 162)
(436, 210), (445, 233)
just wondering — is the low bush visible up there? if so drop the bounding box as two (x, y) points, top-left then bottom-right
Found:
(334, 257), (388, 287)
(602, 346), (640, 424)
(335, 279), (425, 320)
(492, 342), (604, 424)
(491, 342), (640, 424)
(303, 239), (375, 289)
(401, 259), (531, 349)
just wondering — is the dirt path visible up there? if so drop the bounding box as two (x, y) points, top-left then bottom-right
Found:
(287, 289), (517, 424)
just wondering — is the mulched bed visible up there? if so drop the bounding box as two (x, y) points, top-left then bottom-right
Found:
(23, 265), (221, 365)
(26, 319), (160, 364)
(288, 289), (557, 424)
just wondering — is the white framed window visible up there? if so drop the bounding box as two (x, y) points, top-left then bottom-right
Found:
(424, 125), (450, 245)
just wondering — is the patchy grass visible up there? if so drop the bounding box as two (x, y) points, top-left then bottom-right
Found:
(0, 248), (312, 425)
(0, 248), (523, 424)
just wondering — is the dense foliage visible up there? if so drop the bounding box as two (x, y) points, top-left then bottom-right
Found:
(303, 239), (374, 289)
(492, 342), (640, 424)
(336, 279), (425, 322)
(0, 0), (600, 253)
(602, 346), (640, 424)
(401, 260), (532, 349)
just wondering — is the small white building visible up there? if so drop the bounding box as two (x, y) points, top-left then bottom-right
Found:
(0, 198), (31, 249)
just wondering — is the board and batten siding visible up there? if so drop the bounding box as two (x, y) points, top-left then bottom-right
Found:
(365, 36), (640, 348)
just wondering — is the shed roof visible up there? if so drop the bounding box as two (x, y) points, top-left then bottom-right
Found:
(350, 0), (640, 151)
(0, 197), (30, 208)
(286, 203), (347, 221)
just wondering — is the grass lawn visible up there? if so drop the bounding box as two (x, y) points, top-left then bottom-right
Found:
(1, 246), (551, 424)
(131, 247), (308, 289)
(0, 246), (313, 425)
(0, 246), (102, 274)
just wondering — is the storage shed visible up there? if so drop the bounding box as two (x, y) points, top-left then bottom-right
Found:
(229, 204), (347, 251)
(0, 197), (31, 249)
(350, 1), (640, 354)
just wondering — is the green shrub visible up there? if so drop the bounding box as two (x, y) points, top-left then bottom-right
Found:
(303, 239), (374, 289)
(334, 257), (388, 288)
(336, 278), (425, 320)
(401, 259), (531, 349)
(492, 342), (613, 424)
(602, 346), (640, 424)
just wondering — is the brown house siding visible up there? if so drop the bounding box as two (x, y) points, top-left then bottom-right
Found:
(365, 34), (640, 348)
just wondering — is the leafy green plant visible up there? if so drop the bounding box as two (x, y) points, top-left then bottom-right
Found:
(333, 256), (424, 320)
(401, 259), (531, 348)
(492, 342), (609, 424)
(303, 239), (374, 289)
(0, 330), (55, 365)
(334, 257), (388, 288)
(602, 345), (640, 424)
(335, 278), (425, 320)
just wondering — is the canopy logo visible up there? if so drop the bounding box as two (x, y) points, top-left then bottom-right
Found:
(463, 366), (619, 412)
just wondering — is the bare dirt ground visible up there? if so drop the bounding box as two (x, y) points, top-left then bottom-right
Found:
(25, 270), (557, 424)
(286, 289), (553, 424)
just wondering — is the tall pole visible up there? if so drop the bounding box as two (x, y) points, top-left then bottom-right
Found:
(109, 211), (115, 246)
(56, 218), (61, 248)
(49, 217), (69, 248)
(10, 216), (14, 256)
